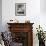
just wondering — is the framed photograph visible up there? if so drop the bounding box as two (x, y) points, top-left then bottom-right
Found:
(15, 3), (26, 16)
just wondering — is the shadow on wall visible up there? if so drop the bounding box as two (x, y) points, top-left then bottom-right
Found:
(40, 0), (46, 14)
(0, 0), (2, 32)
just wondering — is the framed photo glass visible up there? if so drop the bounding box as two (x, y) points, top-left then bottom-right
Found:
(15, 3), (26, 16)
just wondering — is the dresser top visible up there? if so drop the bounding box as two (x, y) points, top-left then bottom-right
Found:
(7, 23), (34, 25)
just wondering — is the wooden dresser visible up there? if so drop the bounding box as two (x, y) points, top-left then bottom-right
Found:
(7, 23), (34, 46)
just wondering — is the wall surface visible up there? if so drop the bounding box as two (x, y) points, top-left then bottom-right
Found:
(2, 0), (46, 46)
(40, 0), (46, 32)
(40, 0), (46, 13)
(2, 0), (40, 30)
(0, 0), (2, 32)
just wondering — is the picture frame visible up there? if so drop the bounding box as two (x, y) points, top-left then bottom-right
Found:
(15, 3), (26, 16)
